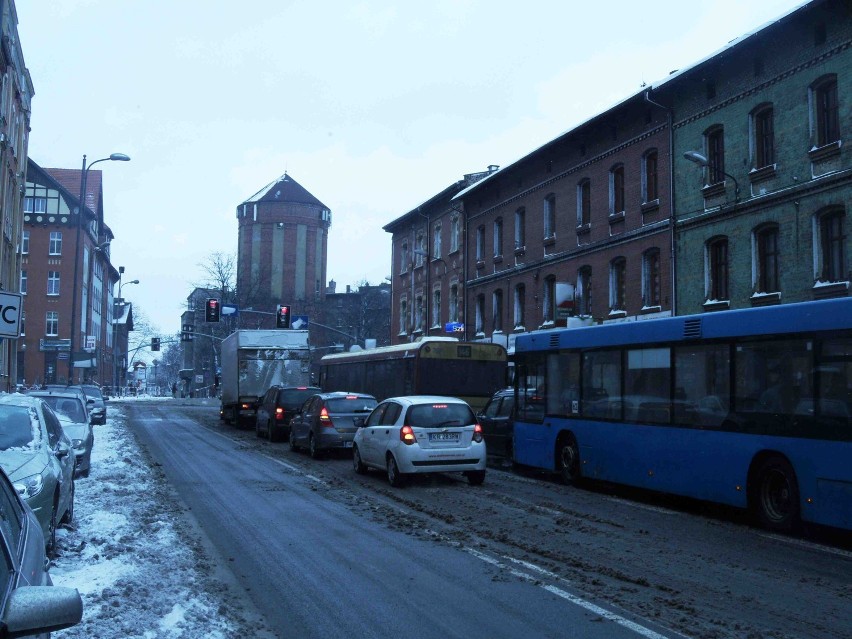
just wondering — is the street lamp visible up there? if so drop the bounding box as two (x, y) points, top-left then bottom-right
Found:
(683, 150), (739, 202)
(68, 153), (130, 384)
(113, 276), (139, 394)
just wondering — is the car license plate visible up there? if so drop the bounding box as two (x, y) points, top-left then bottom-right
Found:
(429, 432), (459, 442)
(343, 441), (353, 448)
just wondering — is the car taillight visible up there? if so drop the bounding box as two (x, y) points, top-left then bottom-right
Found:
(400, 425), (417, 445)
(275, 407), (285, 421)
(473, 423), (483, 443)
(241, 403), (251, 410)
(320, 407), (333, 427)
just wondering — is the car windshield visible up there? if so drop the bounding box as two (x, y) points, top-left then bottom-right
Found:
(81, 386), (104, 400)
(325, 397), (377, 413)
(406, 403), (475, 429)
(279, 389), (318, 409)
(0, 405), (38, 450)
(38, 397), (87, 423)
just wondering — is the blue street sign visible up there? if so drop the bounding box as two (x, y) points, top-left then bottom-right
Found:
(444, 322), (465, 333)
(291, 315), (309, 330)
(221, 304), (239, 316)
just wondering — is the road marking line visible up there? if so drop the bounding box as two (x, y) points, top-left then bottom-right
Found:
(603, 496), (678, 515)
(756, 532), (852, 559)
(466, 548), (678, 639)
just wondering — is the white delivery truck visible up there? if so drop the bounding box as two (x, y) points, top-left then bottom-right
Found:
(219, 329), (311, 427)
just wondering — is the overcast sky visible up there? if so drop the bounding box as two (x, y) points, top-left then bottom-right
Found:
(16, 0), (805, 333)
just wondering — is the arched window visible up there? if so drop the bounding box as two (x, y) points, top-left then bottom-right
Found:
(750, 104), (775, 169)
(815, 208), (846, 282)
(577, 267), (592, 316)
(514, 208), (525, 250)
(642, 249), (661, 307)
(544, 194), (556, 238)
(492, 289), (503, 333)
(514, 284), (525, 329)
(609, 258), (626, 311)
(811, 75), (840, 147)
(704, 125), (725, 185)
(706, 236), (729, 300)
(754, 224), (779, 292)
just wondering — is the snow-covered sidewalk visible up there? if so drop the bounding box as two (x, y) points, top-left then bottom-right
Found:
(50, 404), (258, 638)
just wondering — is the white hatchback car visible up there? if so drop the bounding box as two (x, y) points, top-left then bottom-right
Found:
(352, 396), (486, 487)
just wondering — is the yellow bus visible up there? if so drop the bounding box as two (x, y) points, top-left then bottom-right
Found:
(319, 338), (507, 412)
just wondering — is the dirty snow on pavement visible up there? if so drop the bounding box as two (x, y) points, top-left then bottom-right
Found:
(50, 399), (259, 638)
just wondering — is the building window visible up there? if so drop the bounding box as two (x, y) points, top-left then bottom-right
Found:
(450, 215), (460, 253)
(642, 150), (658, 203)
(609, 258), (626, 311)
(415, 232), (426, 266)
(415, 295), (424, 332)
(544, 194), (556, 238)
(492, 289), (503, 333)
(642, 249), (661, 307)
(751, 105), (775, 168)
(577, 179), (591, 226)
(49, 231), (62, 256)
(812, 75), (840, 147)
(20, 270), (26, 295)
(817, 209), (846, 282)
(400, 299), (408, 335)
(476, 226), (485, 261)
(542, 276), (555, 323)
(46, 311), (59, 337)
(514, 284), (525, 329)
(21, 230), (29, 255)
(47, 271), (60, 296)
(400, 241), (409, 273)
(514, 208), (525, 250)
(493, 218), (503, 257)
(433, 223), (442, 259)
(755, 225), (780, 292)
(577, 267), (592, 316)
(432, 289), (441, 328)
(707, 237), (730, 300)
(23, 196), (47, 214)
(610, 164), (625, 214)
(705, 126), (725, 185)
(449, 284), (459, 322)
(475, 295), (485, 335)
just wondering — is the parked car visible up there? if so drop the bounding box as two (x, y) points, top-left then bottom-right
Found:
(30, 384), (98, 423)
(0, 394), (75, 555)
(255, 385), (321, 442)
(477, 388), (515, 464)
(0, 464), (83, 636)
(352, 395), (487, 487)
(27, 391), (94, 478)
(289, 392), (377, 458)
(79, 384), (107, 425)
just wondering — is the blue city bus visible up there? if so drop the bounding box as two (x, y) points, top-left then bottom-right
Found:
(511, 298), (852, 532)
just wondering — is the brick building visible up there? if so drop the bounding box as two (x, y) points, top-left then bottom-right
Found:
(235, 173), (331, 326)
(452, 91), (672, 345)
(20, 160), (123, 387)
(655, 0), (851, 314)
(1, 1), (32, 390)
(384, 168), (495, 344)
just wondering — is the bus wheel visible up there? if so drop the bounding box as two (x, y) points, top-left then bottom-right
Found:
(751, 456), (800, 532)
(557, 434), (580, 485)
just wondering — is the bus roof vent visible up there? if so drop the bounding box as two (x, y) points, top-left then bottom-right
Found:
(683, 318), (702, 339)
(549, 334), (560, 348)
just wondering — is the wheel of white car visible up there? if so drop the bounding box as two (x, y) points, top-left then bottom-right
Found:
(353, 446), (367, 474)
(387, 454), (406, 487)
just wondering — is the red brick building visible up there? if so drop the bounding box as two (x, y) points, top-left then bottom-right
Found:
(235, 173), (331, 326)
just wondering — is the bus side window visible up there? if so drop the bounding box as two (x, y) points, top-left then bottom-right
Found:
(674, 344), (730, 428)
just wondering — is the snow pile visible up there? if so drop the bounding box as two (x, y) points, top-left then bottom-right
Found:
(50, 408), (237, 638)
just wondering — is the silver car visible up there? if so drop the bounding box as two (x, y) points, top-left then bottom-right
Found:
(352, 395), (487, 487)
(28, 391), (95, 478)
(0, 464), (83, 636)
(0, 394), (76, 555)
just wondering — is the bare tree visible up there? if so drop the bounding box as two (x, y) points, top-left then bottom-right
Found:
(195, 251), (236, 301)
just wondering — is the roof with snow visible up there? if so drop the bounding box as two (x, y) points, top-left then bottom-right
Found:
(241, 173), (328, 209)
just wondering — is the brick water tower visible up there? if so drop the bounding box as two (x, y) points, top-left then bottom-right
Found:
(236, 173), (331, 324)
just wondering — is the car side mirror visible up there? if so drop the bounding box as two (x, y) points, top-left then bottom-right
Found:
(2, 586), (83, 636)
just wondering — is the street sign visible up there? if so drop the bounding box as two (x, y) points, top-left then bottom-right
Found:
(291, 315), (309, 329)
(85, 335), (96, 350)
(0, 291), (22, 338)
(221, 304), (239, 316)
(444, 321), (465, 334)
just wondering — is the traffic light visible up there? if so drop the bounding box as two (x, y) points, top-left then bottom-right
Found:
(151, 337), (160, 351)
(206, 298), (221, 322)
(276, 304), (291, 329)
(181, 324), (194, 342)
